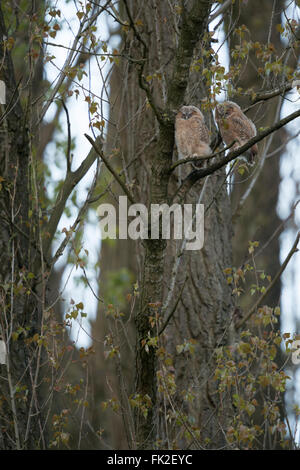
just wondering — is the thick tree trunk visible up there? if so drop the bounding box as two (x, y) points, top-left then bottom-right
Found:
(0, 5), (40, 449)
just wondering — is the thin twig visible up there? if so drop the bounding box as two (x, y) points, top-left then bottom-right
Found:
(61, 100), (72, 173)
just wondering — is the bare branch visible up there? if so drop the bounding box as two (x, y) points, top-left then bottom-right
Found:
(169, 141), (236, 173)
(43, 137), (101, 258)
(243, 80), (298, 111)
(51, 158), (101, 266)
(122, 0), (148, 53)
(208, 0), (232, 24)
(61, 100), (72, 173)
(84, 134), (136, 204)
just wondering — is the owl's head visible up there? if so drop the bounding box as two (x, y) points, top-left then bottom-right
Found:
(178, 105), (202, 120)
(215, 101), (240, 119)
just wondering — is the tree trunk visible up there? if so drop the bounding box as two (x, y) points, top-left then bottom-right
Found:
(0, 4), (41, 449)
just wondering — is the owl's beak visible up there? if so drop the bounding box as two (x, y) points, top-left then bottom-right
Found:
(183, 112), (191, 120)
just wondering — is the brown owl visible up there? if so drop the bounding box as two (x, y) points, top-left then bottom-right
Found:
(175, 106), (211, 164)
(215, 101), (258, 164)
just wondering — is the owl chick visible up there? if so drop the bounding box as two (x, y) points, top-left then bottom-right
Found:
(175, 106), (211, 165)
(215, 101), (258, 165)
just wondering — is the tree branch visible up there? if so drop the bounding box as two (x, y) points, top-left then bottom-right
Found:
(236, 231), (300, 329)
(242, 80), (298, 112)
(84, 134), (136, 204)
(208, 0), (232, 24)
(169, 141), (236, 172)
(51, 160), (101, 266)
(38, 2), (108, 124)
(61, 100), (72, 173)
(42, 137), (101, 258)
(122, 0), (164, 125)
(172, 107), (300, 203)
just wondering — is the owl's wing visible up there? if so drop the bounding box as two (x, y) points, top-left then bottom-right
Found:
(229, 113), (256, 143)
(190, 116), (210, 143)
(175, 118), (188, 157)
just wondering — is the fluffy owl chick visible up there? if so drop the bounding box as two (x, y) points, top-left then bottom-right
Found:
(175, 106), (211, 163)
(215, 101), (258, 165)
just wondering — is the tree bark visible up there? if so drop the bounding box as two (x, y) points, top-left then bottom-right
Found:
(0, 4), (41, 449)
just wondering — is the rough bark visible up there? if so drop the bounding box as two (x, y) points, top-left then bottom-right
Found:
(0, 4), (41, 448)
